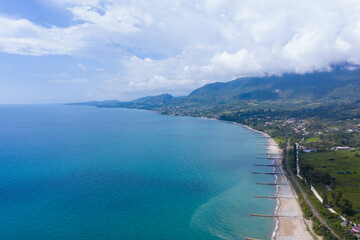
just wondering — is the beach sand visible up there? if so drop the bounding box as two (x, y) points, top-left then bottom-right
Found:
(236, 124), (313, 239)
(203, 121), (314, 239)
(266, 136), (313, 240)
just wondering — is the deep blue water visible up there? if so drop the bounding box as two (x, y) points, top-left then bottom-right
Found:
(0, 105), (276, 239)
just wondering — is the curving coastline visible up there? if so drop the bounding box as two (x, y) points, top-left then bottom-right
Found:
(237, 123), (312, 239)
(139, 112), (313, 239)
(267, 134), (312, 239)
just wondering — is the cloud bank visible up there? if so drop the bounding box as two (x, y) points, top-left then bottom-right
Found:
(1, 0), (360, 98)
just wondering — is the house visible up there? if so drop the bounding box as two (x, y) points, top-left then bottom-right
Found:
(332, 146), (351, 150)
(300, 146), (313, 153)
(350, 226), (360, 234)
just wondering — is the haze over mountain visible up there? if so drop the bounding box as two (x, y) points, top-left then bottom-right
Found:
(74, 67), (360, 109)
(188, 67), (360, 101)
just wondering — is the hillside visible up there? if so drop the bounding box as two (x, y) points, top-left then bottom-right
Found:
(188, 68), (360, 103)
(71, 67), (360, 112)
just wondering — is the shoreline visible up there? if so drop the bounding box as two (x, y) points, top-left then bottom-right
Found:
(173, 115), (313, 239)
(240, 125), (283, 239)
(266, 134), (313, 239)
(94, 107), (312, 239)
(221, 120), (312, 239)
(194, 117), (313, 239)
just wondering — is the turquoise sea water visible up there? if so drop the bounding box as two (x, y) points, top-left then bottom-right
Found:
(0, 105), (276, 239)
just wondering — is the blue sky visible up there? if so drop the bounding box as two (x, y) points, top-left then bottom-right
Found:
(1, 0), (360, 103)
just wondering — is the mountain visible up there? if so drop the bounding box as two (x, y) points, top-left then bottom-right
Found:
(131, 93), (174, 105)
(68, 100), (121, 107)
(188, 68), (360, 103)
(71, 67), (360, 110)
(68, 94), (174, 108)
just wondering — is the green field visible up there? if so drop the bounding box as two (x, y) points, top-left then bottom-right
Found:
(300, 150), (360, 220)
(274, 136), (286, 146)
(306, 137), (320, 143)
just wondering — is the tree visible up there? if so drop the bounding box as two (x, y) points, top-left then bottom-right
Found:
(323, 193), (328, 207)
(332, 191), (343, 207)
(340, 199), (354, 216)
(321, 173), (332, 185)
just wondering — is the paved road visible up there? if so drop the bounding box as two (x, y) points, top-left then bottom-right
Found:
(284, 139), (341, 240)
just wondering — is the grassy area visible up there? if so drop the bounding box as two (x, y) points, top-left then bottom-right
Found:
(286, 146), (358, 239)
(300, 150), (360, 221)
(274, 136), (286, 146)
(306, 137), (320, 143)
(286, 148), (352, 239)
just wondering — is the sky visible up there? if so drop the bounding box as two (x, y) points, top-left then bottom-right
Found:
(1, 0), (360, 103)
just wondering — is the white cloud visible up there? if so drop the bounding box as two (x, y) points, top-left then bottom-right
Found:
(0, 16), (85, 55)
(2, 0), (360, 98)
(49, 78), (87, 84)
(77, 63), (87, 71)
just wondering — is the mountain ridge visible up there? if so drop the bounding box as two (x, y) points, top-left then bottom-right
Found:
(71, 67), (360, 109)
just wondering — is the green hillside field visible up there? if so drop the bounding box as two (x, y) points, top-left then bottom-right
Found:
(300, 150), (360, 221)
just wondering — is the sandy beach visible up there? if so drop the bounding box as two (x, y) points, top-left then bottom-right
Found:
(234, 123), (313, 239)
(192, 120), (314, 239)
(265, 135), (313, 240)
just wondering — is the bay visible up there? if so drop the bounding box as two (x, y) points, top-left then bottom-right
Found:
(0, 105), (276, 239)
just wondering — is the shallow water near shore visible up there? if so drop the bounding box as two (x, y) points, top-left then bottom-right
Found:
(0, 104), (276, 239)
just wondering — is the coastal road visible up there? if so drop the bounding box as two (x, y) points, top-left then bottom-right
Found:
(284, 139), (341, 240)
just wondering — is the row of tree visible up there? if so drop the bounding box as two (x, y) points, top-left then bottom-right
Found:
(296, 144), (355, 217)
(323, 191), (354, 216)
(300, 163), (332, 185)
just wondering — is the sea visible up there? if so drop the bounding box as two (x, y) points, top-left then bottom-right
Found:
(0, 104), (276, 240)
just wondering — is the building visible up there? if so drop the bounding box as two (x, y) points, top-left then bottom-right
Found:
(332, 146), (351, 150)
(300, 146), (313, 153)
(350, 226), (360, 234)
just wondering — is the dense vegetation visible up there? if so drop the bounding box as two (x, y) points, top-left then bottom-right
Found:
(188, 66), (360, 102)
(72, 67), (360, 109)
(300, 150), (360, 221)
(288, 149), (358, 240)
